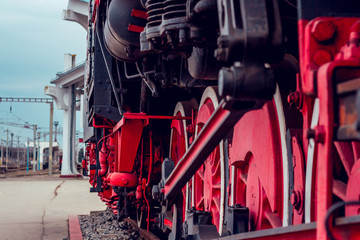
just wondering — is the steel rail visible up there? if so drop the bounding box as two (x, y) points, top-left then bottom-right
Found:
(124, 218), (160, 240)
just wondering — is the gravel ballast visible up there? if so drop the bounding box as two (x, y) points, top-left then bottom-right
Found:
(79, 210), (142, 240)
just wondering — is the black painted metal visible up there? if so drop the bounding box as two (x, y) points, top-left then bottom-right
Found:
(215, 0), (283, 63)
(224, 205), (249, 236)
(184, 209), (220, 239)
(297, 0), (360, 20)
(87, 9), (122, 123)
(104, 0), (146, 61)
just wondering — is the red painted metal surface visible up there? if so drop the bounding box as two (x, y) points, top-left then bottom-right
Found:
(230, 100), (283, 230)
(298, 17), (360, 96)
(194, 93), (223, 232)
(291, 134), (305, 225)
(115, 118), (144, 173)
(128, 24), (145, 33)
(131, 9), (148, 19)
(164, 97), (247, 202)
(315, 20), (360, 240)
(108, 172), (138, 187)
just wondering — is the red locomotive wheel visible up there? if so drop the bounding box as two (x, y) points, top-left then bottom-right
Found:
(192, 87), (226, 234)
(169, 100), (198, 221)
(230, 86), (288, 230)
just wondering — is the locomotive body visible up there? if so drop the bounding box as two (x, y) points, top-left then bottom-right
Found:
(83, 0), (360, 239)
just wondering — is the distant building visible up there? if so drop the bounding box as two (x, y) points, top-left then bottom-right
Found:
(26, 142), (60, 169)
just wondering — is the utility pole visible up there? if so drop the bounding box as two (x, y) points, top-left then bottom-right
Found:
(26, 139), (30, 172)
(33, 125), (37, 171)
(17, 136), (20, 167)
(37, 132), (41, 170)
(49, 102), (54, 176)
(6, 129), (8, 171)
(1, 140), (3, 167)
(10, 133), (13, 165)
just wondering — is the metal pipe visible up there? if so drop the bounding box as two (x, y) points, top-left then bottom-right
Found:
(123, 62), (141, 79)
(116, 61), (124, 109)
(146, 130), (153, 187)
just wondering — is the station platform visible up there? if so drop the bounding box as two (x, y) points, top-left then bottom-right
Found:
(0, 174), (104, 240)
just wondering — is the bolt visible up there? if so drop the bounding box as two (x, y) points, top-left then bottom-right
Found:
(122, 178), (128, 185)
(311, 19), (336, 43)
(291, 190), (301, 210)
(287, 91), (301, 108)
(186, 124), (195, 135)
(314, 125), (326, 143)
(313, 49), (332, 66)
(307, 129), (315, 139)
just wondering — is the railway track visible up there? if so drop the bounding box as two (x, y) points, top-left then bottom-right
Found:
(124, 218), (160, 240)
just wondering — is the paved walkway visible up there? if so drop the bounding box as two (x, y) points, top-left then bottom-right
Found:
(0, 175), (105, 240)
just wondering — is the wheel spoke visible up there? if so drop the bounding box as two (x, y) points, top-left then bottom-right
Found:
(335, 141), (354, 176)
(239, 172), (248, 185)
(332, 179), (347, 201)
(212, 183), (221, 189)
(212, 156), (220, 176)
(197, 168), (205, 180)
(352, 142), (360, 162)
(196, 196), (204, 209)
(192, 87), (225, 234)
(212, 195), (220, 212)
(264, 210), (282, 228)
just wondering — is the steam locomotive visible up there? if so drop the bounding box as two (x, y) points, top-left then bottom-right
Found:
(83, 0), (360, 239)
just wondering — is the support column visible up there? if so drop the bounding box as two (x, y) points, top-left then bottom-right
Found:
(62, 108), (73, 176)
(49, 102), (53, 176)
(44, 85), (81, 177)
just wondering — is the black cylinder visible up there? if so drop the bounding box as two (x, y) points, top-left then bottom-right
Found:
(103, 0), (147, 61)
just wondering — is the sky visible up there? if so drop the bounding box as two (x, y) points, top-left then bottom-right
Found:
(0, 0), (88, 147)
